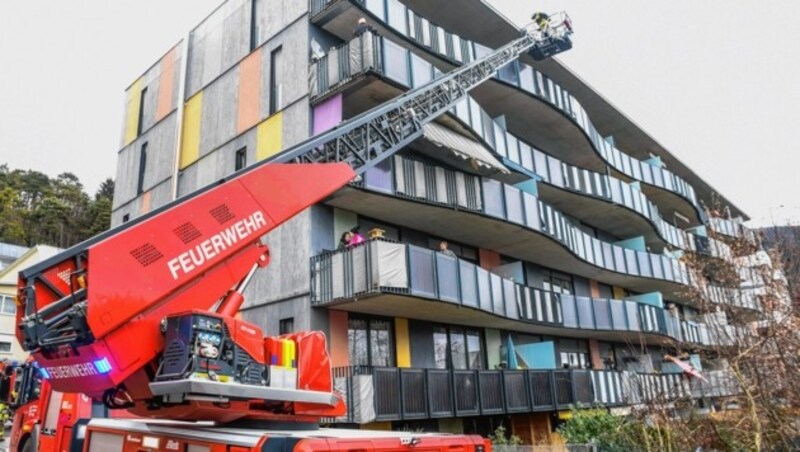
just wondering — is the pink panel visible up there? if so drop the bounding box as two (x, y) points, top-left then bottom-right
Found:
(312, 94), (343, 135)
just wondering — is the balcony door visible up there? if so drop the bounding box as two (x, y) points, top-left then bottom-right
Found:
(348, 316), (395, 367)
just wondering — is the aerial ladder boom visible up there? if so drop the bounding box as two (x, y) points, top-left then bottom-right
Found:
(16, 17), (573, 422)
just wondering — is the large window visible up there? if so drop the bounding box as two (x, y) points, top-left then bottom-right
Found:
(269, 46), (283, 114)
(543, 269), (574, 295)
(0, 295), (16, 316)
(433, 326), (484, 370)
(349, 316), (394, 367)
(0, 342), (10, 353)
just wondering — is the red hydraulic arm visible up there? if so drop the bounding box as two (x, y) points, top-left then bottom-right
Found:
(16, 163), (354, 421)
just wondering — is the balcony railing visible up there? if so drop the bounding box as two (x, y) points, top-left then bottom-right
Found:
(331, 366), (696, 424)
(357, 155), (695, 288)
(310, 240), (733, 345)
(708, 216), (758, 245)
(309, 0), (704, 217)
(310, 30), (382, 100)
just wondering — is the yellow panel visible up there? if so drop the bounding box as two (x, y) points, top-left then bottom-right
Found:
(124, 78), (143, 146)
(179, 92), (203, 169)
(612, 286), (627, 299)
(395, 318), (410, 368)
(256, 112), (283, 161)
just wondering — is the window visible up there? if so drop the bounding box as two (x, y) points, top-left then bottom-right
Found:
(0, 342), (10, 353)
(250, 0), (259, 51)
(279, 317), (294, 335)
(137, 87), (147, 136)
(0, 295), (16, 316)
(269, 46), (283, 114)
(348, 316), (394, 367)
(542, 269), (574, 295)
(558, 339), (589, 369)
(122, 214), (130, 223)
(136, 142), (148, 195)
(433, 326), (484, 370)
(235, 147), (247, 171)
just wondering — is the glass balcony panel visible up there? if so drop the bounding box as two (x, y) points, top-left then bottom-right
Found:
(407, 9), (416, 41)
(504, 279), (518, 319)
(490, 273), (504, 315)
(410, 54), (432, 88)
(459, 260), (478, 307)
(561, 294), (578, 328)
(582, 234), (594, 264)
(523, 193), (539, 231)
(592, 239), (604, 267)
(640, 162), (653, 184)
(602, 243), (615, 271)
(577, 296), (595, 329)
(652, 168), (664, 187)
(365, 0), (386, 20)
(385, 0), (407, 33)
(477, 266), (492, 312)
(408, 245), (436, 298)
(637, 251), (652, 278)
(506, 133), (520, 164)
(436, 253), (459, 303)
(547, 156), (563, 187)
(613, 246), (627, 273)
(493, 122), (507, 157)
(468, 97), (483, 136)
(594, 299), (612, 330)
(481, 111), (495, 149)
(621, 153), (632, 176)
(436, 27), (447, 56)
(383, 40), (410, 86)
(664, 171), (674, 191)
(520, 65), (535, 93)
(625, 301), (641, 331)
(609, 178), (623, 204)
(533, 149), (548, 180)
(624, 249), (638, 275)
(420, 17), (431, 47)
(651, 254), (664, 279)
(519, 142), (534, 172)
(519, 287), (533, 320)
(609, 299), (627, 330)
(662, 256), (674, 281)
(482, 178), (504, 218)
(504, 185), (524, 225)
(452, 34), (463, 62)
(498, 61), (519, 86)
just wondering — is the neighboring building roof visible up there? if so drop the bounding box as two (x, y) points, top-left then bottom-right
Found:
(0, 245), (63, 291)
(402, 0), (748, 220)
(0, 242), (29, 268)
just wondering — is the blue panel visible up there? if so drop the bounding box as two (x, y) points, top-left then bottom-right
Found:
(561, 294), (578, 328)
(482, 179), (505, 218)
(594, 299), (612, 330)
(609, 299), (627, 330)
(625, 301), (641, 331)
(364, 156), (393, 194)
(615, 236), (646, 252)
(576, 297), (595, 329)
(517, 342), (557, 370)
(626, 292), (664, 309)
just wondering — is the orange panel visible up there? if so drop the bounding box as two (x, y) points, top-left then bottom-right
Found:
(588, 339), (603, 369)
(156, 47), (178, 121)
(589, 279), (600, 298)
(237, 51), (262, 133)
(139, 191), (152, 215)
(328, 310), (349, 367)
(478, 248), (500, 270)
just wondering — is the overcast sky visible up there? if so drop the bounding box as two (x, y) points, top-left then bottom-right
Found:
(0, 1), (798, 227)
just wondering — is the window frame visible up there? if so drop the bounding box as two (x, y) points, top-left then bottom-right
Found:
(269, 46), (283, 115)
(432, 325), (485, 370)
(0, 295), (16, 316)
(235, 147), (247, 171)
(136, 141), (148, 195)
(348, 315), (395, 367)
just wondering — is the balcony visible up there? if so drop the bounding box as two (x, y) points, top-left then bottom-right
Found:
(309, 0), (705, 225)
(309, 33), (736, 267)
(331, 366), (694, 423)
(325, 154), (702, 300)
(310, 240), (728, 346)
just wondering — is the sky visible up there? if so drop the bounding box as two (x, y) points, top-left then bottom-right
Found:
(0, 1), (798, 227)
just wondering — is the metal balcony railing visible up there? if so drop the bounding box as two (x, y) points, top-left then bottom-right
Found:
(330, 366), (704, 424)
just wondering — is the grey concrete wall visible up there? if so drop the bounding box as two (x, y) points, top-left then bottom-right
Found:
(258, 20), (310, 121)
(187, 0), (251, 98)
(254, 0), (308, 48)
(113, 112), (178, 210)
(199, 68), (239, 158)
(110, 178), (173, 227)
(176, 128), (258, 197)
(242, 294), (311, 337)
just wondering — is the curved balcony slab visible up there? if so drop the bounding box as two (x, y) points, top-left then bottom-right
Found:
(310, 35), (738, 267)
(311, 240), (706, 348)
(310, 0), (706, 225)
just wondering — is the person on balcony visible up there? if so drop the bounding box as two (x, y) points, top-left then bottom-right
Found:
(438, 241), (456, 257)
(339, 228), (366, 250)
(353, 17), (376, 37)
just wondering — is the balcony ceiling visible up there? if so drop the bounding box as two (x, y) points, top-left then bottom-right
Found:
(401, 0), (748, 219)
(328, 293), (675, 347)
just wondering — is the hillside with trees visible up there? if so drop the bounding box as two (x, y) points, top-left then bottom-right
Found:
(0, 164), (113, 248)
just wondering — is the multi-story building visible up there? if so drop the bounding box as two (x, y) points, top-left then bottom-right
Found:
(109, 0), (767, 444)
(0, 242), (28, 271)
(0, 245), (61, 363)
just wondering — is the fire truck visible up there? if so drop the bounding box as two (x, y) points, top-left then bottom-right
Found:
(10, 14), (573, 452)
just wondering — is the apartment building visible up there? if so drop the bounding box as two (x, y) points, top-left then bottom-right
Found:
(110, 0), (768, 444)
